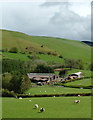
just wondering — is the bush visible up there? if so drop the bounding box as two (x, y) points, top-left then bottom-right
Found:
(2, 89), (15, 97)
(64, 58), (84, 69)
(41, 45), (43, 47)
(29, 51), (32, 54)
(2, 48), (8, 52)
(16, 93), (92, 98)
(9, 47), (18, 53)
(59, 55), (63, 58)
(38, 51), (45, 54)
(28, 55), (40, 60)
(52, 52), (57, 56)
(47, 51), (52, 55)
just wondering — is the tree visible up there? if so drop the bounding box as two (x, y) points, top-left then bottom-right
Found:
(89, 62), (93, 71)
(2, 73), (12, 89)
(59, 69), (68, 77)
(9, 74), (22, 93)
(34, 64), (54, 73)
(21, 75), (31, 93)
(9, 73), (31, 94)
(64, 58), (84, 69)
(64, 58), (75, 69)
(9, 47), (18, 53)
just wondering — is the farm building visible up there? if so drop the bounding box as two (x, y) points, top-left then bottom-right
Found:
(27, 73), (59, 83)
(68, 72), (84, 79)
(54, 68), (64, 72)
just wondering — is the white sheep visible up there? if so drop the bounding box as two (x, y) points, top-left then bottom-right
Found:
(78, 95), (80, 97)
(35, 104), (38, 109)
(29, 100), (31, 102)
(74, 100), (80, 104)
(40, 107), (45, 112)
(19, 97), (22, 99)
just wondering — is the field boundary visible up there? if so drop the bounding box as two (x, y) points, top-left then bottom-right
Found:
(3, 93), (91, 98)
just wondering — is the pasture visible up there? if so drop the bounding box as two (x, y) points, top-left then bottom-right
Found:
(2, 52), (30, 61)
(65, 78), (91, 87)
(25, 85), (91, 95)
(2, 30), (91, 64)
(2, 52), (63, 63)
(2, 96), (91, 118)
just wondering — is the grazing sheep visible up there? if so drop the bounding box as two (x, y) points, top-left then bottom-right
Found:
(78, 95), (80, 97)
(35, 104), (38, 109)
(19, 97), (22, 99)
(29, 100), (31, 102)
(74, 100), (80, 104)
(40, 108), (45, 112)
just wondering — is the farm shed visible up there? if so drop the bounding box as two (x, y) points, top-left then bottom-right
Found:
(54, 68), (64, 72)
(68, 72), (84, 79)
(27, 73), (59, 83)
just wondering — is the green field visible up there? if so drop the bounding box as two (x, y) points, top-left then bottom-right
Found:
(65, 78), (91, 87)
(2, 96), (91, 118)
(2, 52), (63, 63)
(2, 29), (91, 64)
(25, 85), (91, 95)
(2, 52), (30, 61)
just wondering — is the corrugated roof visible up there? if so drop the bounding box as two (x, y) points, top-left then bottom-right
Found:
(74, 72), (82, 75)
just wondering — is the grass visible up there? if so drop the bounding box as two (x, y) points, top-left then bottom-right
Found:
(37, 54), (63, 64)
(2, 52), (30, 61)
(65, 78), (91, 87)
(25, 85), (91, 95)
(2, 52), (63, 63)
(2, 29), (91, 64)
(2, 96), (91, 118)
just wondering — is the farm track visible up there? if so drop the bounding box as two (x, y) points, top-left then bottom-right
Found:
(78, 79), (90, 85)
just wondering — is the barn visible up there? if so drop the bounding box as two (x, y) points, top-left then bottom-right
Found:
(27, 73), (59, 83)
(68, 72), (84, 79)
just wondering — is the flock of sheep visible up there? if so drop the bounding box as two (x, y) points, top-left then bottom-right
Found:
(18, 97), (45, 112)
(18, 94), (81, 113)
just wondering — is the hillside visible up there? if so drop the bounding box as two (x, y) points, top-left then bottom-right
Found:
(82, 41), (93, 46)
(1, 29), (91, 64)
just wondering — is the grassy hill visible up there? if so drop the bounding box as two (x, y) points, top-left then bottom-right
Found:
(2, 97), (91, 118)
(1, 29), (91, 64)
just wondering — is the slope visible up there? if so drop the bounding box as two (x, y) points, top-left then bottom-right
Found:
(1, 29), (91, 63)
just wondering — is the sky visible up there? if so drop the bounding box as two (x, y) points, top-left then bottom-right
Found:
(0, 0), (92, 41)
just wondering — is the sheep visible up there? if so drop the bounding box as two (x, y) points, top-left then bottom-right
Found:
(78, 94), (80, 97)
(74, 100), (80, 104)
(35, 104), (38, 109)
(40, 107), (45, 112)
(19, 97), (22, 99)
(29, 100), (31, 102)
